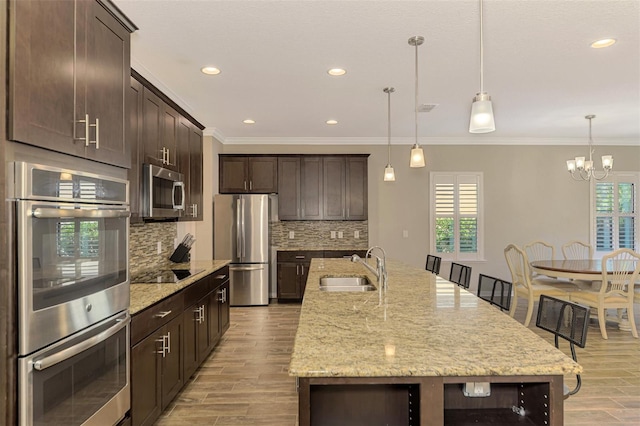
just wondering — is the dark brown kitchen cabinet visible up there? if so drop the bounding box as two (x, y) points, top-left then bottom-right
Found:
(219, 156), (278, 193)
(178, 117), (203, 220)
(143, 88), (179, 171)
(301, 157), (323, 220)
(323, 157), (346, 220)
(131, 294), (184, 426)
(8, 0), (135, 168)
(277, 157), (301, 220)
(128, 77), (144, 223)
(277, 251), (323, 301)
(278, 155), (368, 221)
(345, 156), (368, 220)
(131, 265), (230, 425)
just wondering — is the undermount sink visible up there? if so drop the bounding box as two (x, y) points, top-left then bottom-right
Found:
(319, 276), (376, 292)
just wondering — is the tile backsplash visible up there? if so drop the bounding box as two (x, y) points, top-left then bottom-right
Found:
(272, 221), (368, 249)
(129, 221), (177, 275)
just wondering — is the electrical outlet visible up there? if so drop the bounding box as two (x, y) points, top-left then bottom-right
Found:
(403, 230), (409, 238)
(354, 231), (360, 239)
(288, 231), (295, 239)
(157, 241), (162, 254)
(338, 231), (343, 239)
(330, 231), (336, 239)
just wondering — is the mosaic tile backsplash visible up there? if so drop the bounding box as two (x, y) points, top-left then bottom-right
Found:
(271, 221), (368, 249)
(129, 221), (177, 275)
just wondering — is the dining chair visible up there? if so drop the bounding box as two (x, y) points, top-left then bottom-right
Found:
(504, 244), (574, 327)
(477, 274), (512, 312)
(524, 240), (556, 278)
(562, 241), (593, 260)
(536, 295), (590, 399)
(449, 263), (471, 289)
(569, 248), (640, 339)
(425, 254), (442, 275)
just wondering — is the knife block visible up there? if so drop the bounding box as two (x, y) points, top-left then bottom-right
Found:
(169, 243), (191, 263)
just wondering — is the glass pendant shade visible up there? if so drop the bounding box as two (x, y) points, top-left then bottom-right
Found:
(410, 144), (425, 168)
(384, 165), (396, 181)
(469, 93), (495, 133)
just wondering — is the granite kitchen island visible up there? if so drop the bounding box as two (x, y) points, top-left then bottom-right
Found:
(289, 258), (581, 425)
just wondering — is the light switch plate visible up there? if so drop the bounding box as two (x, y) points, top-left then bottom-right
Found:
(403, 230), (409, 238)
(330, 231), (336, 239)
(288, 231), (295, 239)
(354, 231), (360, 239)
(338, 231), (343, 239)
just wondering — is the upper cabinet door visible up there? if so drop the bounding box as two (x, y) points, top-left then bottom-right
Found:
(8, 0), (84, 158)
(248, 157), (278, 193)
(219, 157), (249, 193)
(323, 157), (346, 220)
(9, 0), (133, 168)
(83, 0), (131, 168)
(346, 157), (368, 220)
(301, 157), (323, 220)
(277, 157), (301, 220)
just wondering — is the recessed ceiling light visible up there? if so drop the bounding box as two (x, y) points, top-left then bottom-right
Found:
(327, 68), (347, 76)
(201, 66), (221, 75)
(243, 119), (255, 124)
(326, 120), (338, 125)
(590, 38), (617, 48)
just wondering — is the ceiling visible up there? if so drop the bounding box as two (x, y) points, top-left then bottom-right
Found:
(114, 0), (640, 146)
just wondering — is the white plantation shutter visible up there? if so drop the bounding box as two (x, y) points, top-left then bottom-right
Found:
(431, 173), (483, 261)
(592, 173), (639, 253)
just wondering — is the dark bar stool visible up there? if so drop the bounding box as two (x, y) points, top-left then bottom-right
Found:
(477, 274), (512, 312)
(449, 262), (471, 289)
(425, 254), (442, 275)
(536, 295), (590, 398)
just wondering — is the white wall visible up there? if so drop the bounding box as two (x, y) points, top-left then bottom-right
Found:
(192, 142), (640, 290)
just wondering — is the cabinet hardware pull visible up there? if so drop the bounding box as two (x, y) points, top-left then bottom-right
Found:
(301, 266), (305, 275)
(88, 117), (99, 149)
(156, 335), (168, 357)
(166, 332), (171, 354)
(154, 310), (172, 318)
(166, 148), (170, 165)
(223, 288), (227, 304)
(244, 181), (247, 191)
(201, 305), (205, 323)
(74, 113), (90, 145)
(295, 255), (305, 259)
(249, 181), (253, 190)
(214, 274), (227, 280)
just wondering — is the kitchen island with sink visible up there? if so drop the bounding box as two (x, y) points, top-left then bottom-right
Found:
(289, 258), (581, 425)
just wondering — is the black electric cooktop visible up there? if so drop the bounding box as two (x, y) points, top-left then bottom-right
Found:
(131, 268), (205, 284)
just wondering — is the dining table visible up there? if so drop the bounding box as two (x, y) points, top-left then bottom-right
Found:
(530, 259), (637, 332)
(530, 259), (606, 282)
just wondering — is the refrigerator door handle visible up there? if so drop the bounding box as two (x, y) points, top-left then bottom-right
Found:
(241, 198), (246, 258)
(236, 198), (242, 259)
(229, 265), (266, 271)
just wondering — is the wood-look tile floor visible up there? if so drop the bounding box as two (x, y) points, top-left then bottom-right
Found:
(155, 301), (640, 425)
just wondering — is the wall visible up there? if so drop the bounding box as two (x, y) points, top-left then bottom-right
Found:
(209, 142), (640, 291)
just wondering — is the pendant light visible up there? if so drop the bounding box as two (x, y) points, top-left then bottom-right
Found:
(408, 36), (426, 168)
(566, 115), (613, 181)
(469, 0), (496, 133)
(383, 87), (396, 182)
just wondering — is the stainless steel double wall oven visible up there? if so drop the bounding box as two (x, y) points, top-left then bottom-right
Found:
(11, 162), (131, 426)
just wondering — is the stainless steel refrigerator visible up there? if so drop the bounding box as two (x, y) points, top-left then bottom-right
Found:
(214, 194), (270, 306)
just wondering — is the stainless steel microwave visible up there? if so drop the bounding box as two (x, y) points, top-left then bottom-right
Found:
(142, 164), (185, 219)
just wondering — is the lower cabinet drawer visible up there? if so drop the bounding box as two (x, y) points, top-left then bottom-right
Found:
(131, 293), (184, 346)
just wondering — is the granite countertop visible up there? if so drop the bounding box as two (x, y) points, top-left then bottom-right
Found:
(275, 246), (368, 252)
(289, 258), (581, 378)
(129, 259), (231, 315)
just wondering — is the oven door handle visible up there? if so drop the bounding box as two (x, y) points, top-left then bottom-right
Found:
(32, 315), (130, 371)
(32, 207), (130, 219)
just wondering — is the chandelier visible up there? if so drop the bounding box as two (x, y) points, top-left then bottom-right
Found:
(566, 115), (613, 181)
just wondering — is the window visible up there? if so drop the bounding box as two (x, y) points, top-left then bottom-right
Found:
(430, 172), (483, 261)
(591, 172), (639, 253)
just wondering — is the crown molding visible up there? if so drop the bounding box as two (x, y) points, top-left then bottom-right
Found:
(217, 136), (639, 146)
